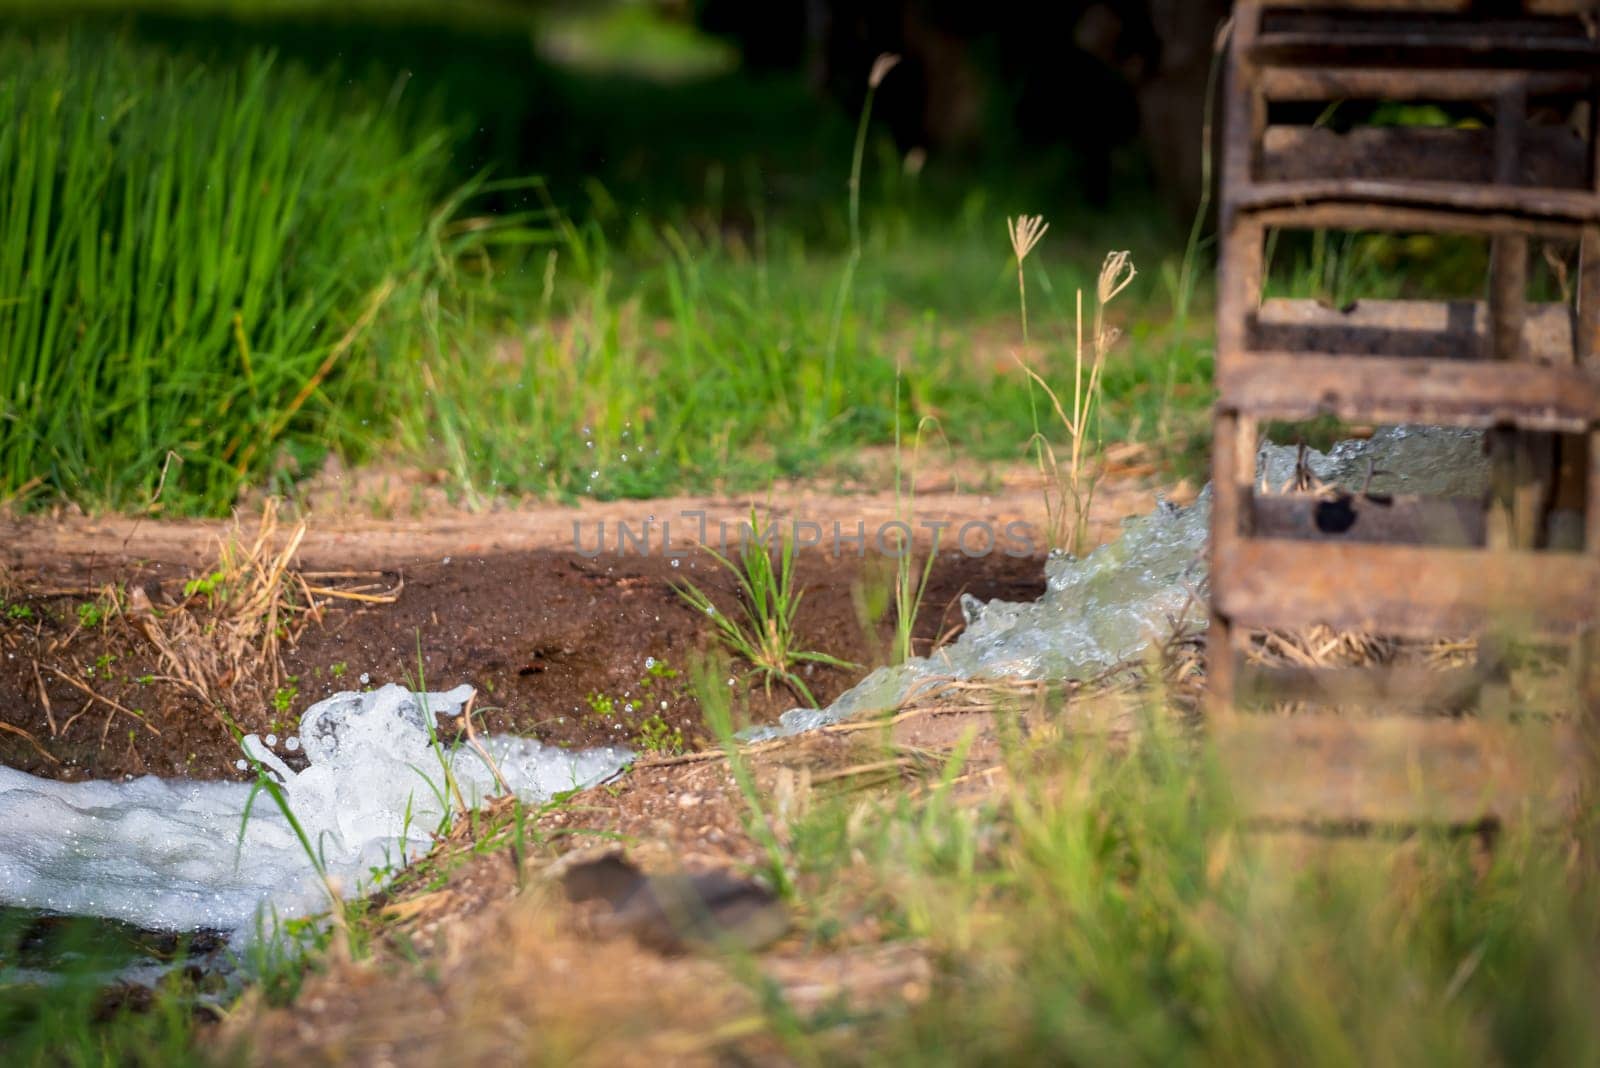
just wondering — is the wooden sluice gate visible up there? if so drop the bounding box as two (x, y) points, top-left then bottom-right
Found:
(1207, 0), (1600, 829)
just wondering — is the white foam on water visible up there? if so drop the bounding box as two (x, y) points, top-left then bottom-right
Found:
(0, 684), (631, 938)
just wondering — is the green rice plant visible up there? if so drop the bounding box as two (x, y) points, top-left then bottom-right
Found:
(887, 534), (939, 667)
(674, 509), (854, 708)
(0, 30), (529, 514)
(887, 363), (940, 666)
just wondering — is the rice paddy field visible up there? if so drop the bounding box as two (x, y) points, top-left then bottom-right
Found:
(1, 2), (1597, 1065)
(0, 1), (1215, 517)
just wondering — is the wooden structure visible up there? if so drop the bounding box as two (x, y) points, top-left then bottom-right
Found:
(1208, 0), (1600, 827)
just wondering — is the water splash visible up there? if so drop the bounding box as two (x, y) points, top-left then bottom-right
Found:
(754, 490), (1212, 738)
(1255, 425), (1486, 498)
(0, 684), (629, 937)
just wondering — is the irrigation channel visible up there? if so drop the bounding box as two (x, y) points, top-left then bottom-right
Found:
(0, 428), (1486, 985)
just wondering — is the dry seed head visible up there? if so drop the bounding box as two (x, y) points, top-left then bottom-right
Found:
(1007, 214), (1049, 265)
(1098, 249), (1136, 304)
(869, 53), (902, 90)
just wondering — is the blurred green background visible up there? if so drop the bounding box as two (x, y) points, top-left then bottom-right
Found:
(0, 0), (1224, 514)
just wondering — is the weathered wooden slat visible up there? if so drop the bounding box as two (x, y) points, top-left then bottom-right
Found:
(1246, 830), (1463, 872)
(1250, 1), (1596, 14)
(1216, 715), (1581, 827)
(1212, 538), (1599, 636)
(1251, 298), (1574, 363)
(1249, 492), (1484, 546)
(1260, 126), (1588, 189)
(1258, 66), (1591, 102)
(1250, 10), (1600, 71)
(1243, 201), (1590, 239)
(1234, 179), (1600, 224)
(1236, 663), (1486, 711)
(1215, 352), (1600, 430)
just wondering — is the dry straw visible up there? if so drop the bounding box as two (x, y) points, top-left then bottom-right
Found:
(869, 53), (902, 90)
(1007, 214), (1050, 349)
(123, 501), (399, 720)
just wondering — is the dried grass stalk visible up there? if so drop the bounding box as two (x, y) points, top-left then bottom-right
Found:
(122, 500), (395, 719)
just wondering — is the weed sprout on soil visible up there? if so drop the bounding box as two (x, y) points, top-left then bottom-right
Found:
(674, 510), (856, 708)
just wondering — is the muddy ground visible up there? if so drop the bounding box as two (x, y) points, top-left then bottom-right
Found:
(0, 546), (1049, 783)
(0, 473), (1173, 783)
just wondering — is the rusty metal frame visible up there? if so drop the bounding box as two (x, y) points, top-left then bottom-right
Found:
(1209, 0), (1600, 728)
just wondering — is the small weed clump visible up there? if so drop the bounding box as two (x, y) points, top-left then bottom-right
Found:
(74, 601), (104, 630)
(675, 511), (854, 707)
(633, 713), (685, 756)
(583, 658), (689, 754)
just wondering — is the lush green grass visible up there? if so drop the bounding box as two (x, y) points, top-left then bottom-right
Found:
(403, 204), (1215, 507)
(0, 30), (544, 513)
(0, 16), (1213, 516)
(0, 909), (211, 1066)
(767, 703), (1600, 1064)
